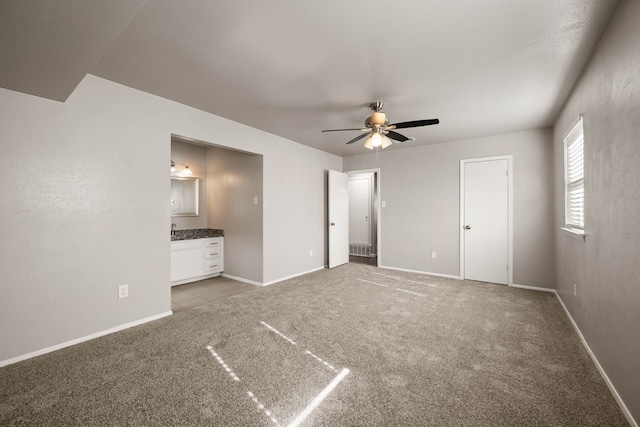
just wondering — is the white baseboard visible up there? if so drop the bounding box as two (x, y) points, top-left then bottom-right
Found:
(555, 292), (638, 427)
(0, 311), (173, 368)
(223, 266), (325, 287)
(261, 266), (325, 287)
(221, 273), (263, 287)
(379, 265), (462, 280)
(510, 283), (556, 293)
(171, 272), (221, 286)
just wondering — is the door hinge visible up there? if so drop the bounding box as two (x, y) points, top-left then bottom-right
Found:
(506, 264), (509, 271)
(506, 170), (508, 176)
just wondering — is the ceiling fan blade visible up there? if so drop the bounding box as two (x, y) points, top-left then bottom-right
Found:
(386, 130), (410, 142)
(321, 128), (364, 132)
(346, 133), (369, 145)
(389, 118), (439, 129)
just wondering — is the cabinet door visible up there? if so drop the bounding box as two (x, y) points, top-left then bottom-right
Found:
(171, 241), (204, 282)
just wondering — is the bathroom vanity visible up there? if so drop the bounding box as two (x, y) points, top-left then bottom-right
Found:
(171, 229), (224, 286)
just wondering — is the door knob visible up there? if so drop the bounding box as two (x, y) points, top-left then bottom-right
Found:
(330, 222), (336, 226)
(464, 225), (471, 230)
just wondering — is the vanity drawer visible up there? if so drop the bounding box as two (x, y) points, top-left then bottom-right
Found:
(204, 238), (222, 248)
(205, 248), (222, 259)
(204, 260), (223, 273)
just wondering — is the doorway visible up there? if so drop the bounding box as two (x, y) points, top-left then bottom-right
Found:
(171, 135), (264, 283)
(348, 171), (379, 266)
(460, 156), (512, 285)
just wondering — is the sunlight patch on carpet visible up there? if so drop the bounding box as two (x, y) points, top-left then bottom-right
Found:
(206, 345), (240, 382)
(396, 288), (426, 297)
(260, 321), (297, 346)
(207, 321), (351, 426)
(287, 368), (350, 427)
(357, 278), (388, 288)
(247, 391), (282, 427)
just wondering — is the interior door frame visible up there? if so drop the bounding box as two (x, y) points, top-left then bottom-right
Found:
(459, 155), (513, 286)
(348, 168), (381, 267)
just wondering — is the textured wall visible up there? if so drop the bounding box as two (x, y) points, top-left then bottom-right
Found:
(0, 75), (341, 363)
(207, 146), (264, 283)
(343, 128), (555, 289)
(553, 0), (640, 422)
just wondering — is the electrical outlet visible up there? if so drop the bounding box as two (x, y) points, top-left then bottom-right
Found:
(431, 251), (437, 259)
(573, 283), (577, 298)
(119, 284), (129, 299)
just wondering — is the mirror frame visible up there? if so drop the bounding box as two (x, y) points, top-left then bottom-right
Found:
(170, 176), (199, 217)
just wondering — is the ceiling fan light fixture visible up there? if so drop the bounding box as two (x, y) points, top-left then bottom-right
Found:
(321, 99), (439, 150)
(371, 133), (383, 147)
(364, 136), (374, 149)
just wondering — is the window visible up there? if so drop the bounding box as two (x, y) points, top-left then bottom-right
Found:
(564, 116), (584, 232)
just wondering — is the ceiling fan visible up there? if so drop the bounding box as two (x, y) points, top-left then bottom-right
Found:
(322, 101), (439, 149)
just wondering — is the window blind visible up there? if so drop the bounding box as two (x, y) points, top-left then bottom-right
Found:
(564, 117), (584, 230)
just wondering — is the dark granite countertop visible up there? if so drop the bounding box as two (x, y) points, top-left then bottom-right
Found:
(171, 228), (224, 241)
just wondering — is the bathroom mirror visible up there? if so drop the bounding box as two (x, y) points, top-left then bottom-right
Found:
(171, 177), (199, 217)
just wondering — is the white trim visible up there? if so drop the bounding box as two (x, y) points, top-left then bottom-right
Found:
(171, 272), (221, 286)
(0, 311), (173, 367)
(221, 273), (263, 287)
(262, 267), (325, 286)
(555, 292), (638, 427)
(561, 227), (586, 241)
(224, 266), (326, 287)
(510, 283), (555, 293)
(459, 155), (513, 286)
(380, 265), (462, 280)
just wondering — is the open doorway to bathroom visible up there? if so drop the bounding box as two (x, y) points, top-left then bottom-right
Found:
(171, 134), (264, 284)
(348, 171), (379, 266)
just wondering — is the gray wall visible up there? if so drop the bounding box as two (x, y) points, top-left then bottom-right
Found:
(0, 74), (341, 363)
(344, 128), (555, 289)
(553, 0), (640, 420)
(207, 146), (263, 283)
(171, 139), (208, 230)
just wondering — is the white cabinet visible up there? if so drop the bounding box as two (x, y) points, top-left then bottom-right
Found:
(171, 240), (203, 282)
(203, 238), (223, 274)
(171, 237), (224, 285)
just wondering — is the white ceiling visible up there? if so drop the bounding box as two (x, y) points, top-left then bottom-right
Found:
(1, 0), (622, 156)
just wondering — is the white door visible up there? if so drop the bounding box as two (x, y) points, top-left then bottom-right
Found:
(348, 175), (372, 244)
(328, 170), (349, 268)
(461, 158), (511, 285)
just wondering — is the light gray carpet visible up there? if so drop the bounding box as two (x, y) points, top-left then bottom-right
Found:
(0, 263), (629, 426)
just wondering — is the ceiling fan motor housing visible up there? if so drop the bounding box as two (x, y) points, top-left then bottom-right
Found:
(365, 113), (387, 128)
(369, 101), (384, 112)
